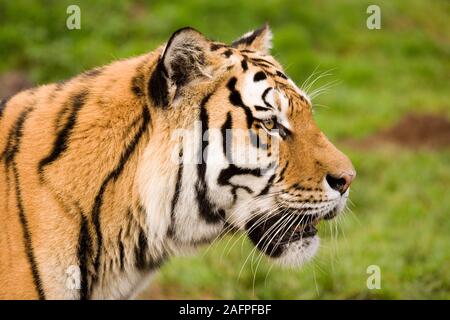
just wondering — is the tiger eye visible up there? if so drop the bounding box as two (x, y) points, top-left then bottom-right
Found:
(263, 118), (275, 130)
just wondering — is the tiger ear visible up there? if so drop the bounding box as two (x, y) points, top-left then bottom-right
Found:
(150, 27), (213, 107)
(161, 27), (211, 88)
(231, 23), (273, 54)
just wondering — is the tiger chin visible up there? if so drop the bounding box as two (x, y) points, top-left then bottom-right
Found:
(0, 24), (355, 300)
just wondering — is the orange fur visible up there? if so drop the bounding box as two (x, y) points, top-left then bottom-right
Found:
(0, 25), (354, 299)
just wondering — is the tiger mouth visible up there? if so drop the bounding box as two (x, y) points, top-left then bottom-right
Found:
(246, 211), (322, 258)
(323, 206), (339, 220)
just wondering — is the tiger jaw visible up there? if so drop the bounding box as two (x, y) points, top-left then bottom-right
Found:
(243, 195), (348, 267)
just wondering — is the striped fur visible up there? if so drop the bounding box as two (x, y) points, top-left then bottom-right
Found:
(0, 25), (354, 299)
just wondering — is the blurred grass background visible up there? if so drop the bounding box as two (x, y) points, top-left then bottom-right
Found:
(0, 0), (449, 299)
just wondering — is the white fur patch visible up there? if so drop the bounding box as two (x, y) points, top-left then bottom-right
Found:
(275, 236), (320, 267)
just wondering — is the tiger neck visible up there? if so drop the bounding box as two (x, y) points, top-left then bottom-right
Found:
(67, 53), (167, 299)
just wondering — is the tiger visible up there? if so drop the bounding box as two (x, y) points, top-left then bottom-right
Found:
(0, 24), (355, 300)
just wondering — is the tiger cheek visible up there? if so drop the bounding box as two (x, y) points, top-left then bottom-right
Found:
(285, 116), (318, 183)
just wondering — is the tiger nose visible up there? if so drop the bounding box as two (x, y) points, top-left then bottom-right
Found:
(326, 172), (355, 195)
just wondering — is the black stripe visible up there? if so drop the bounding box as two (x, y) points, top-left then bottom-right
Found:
(241, 59), (248, 71)
(131, 73), (146, 98)
(13, 163), (46, 299)
(118, 228), (125, 271)
(0, 96), (11, 121)
(38, 90), (88, 175)
(6, 108), (46, 299)
(261, 87), (274, 111)
(226, 77), (268, 149)
(167, 148), (183, 237)
(91, 106), (151, 287)
(276, 70), (288, 79)
(221, 112), (233, 163)
(231, 26), (265, 48)
(218, 164), (262, 183)
(227, 78), (244, 107)
(1, 109), (32, 165)
(258, 173), (276, 196)
(0, 102), (27, 206)
(77, 212), (91, 300)
(254, 105), (270, 112)
(148, 60), (169, 108)
(133, 205), (166, 271)
(53, 103), (71, 132)
(197, 94), (210, 178)
(135, 225), (149, 270)
(275, 161), (289, 183)
(227, 77), (254, 128)
(131, 60), (148, 99)
(253, 71), (267, 82)
(249, 57), (276, 67)
(223, 49), (233, 58)
(0, 107), (32, 165)
(196, 94), (225, 223)
(217, 164), (262, 202)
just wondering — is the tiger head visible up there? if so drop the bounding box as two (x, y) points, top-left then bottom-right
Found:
(142, 25), (355, 267)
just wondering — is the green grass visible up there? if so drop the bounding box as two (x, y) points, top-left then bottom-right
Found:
(1, 0), (449, 299)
